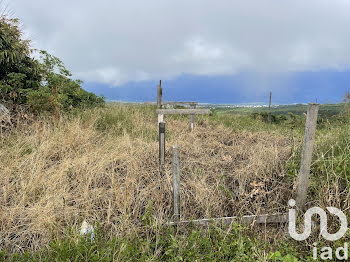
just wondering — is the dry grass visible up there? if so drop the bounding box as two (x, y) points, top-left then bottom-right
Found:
(0, 105), (293, 252)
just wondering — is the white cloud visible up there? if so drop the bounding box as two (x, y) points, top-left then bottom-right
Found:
(178, 37), (224, 61)
(8, 0), (350, 86)
(172, 36), (251, 75)
(77, 67), (151, 86)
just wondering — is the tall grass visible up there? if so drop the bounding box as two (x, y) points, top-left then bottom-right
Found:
(0, 104), (294, 254)
(1, 103), (349, 260)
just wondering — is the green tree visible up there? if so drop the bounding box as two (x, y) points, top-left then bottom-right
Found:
(0, 16), (41, 104)
(26, 51), (104, 114)
(0, 15), (104, 113)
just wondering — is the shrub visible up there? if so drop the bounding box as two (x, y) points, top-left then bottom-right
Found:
(0, 16), (104, 114)
(0, 17), (42, 105)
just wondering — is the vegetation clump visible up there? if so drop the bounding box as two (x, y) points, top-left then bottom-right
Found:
(0, 16), (104, 115)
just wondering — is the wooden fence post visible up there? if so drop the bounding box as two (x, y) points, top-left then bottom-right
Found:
(295, 103), (319, 209)
(157, 80), (164, 124)
(189, 103), (196, 131)
(268, 91), (272, 123)
(156, 109), (210, 115)
(158, 114), (164, 124)
(159, 122), (165, 166)
(157, 80), (162, 109)
(172, 145), (180, 222)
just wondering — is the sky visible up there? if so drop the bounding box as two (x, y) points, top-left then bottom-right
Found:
(7, 0), (350, 104)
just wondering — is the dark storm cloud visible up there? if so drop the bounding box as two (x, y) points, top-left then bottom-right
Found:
(9, 0), (350, 86)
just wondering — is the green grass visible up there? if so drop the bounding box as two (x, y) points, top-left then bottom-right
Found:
(0, 224), (307, 262)
(84, 104), (158, 141)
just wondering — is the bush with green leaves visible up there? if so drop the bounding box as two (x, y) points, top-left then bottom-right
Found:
(251, 112), (288, 124)
(0, 16), (104, 113)
(26, 51), (105, 113)
(0, 17), (41, 105)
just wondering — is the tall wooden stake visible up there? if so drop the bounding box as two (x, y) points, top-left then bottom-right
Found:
(157, 80), (162, 109)
(295, 103), (319, 209)
(159, 122), (165, 166)
(157, 80), (164, 124)
(189, 102), (196, 131)
(172, 145), (180, 222)
(268, 91), (272, 123)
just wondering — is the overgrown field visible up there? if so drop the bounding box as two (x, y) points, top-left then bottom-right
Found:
(1, 104), (350, 261)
